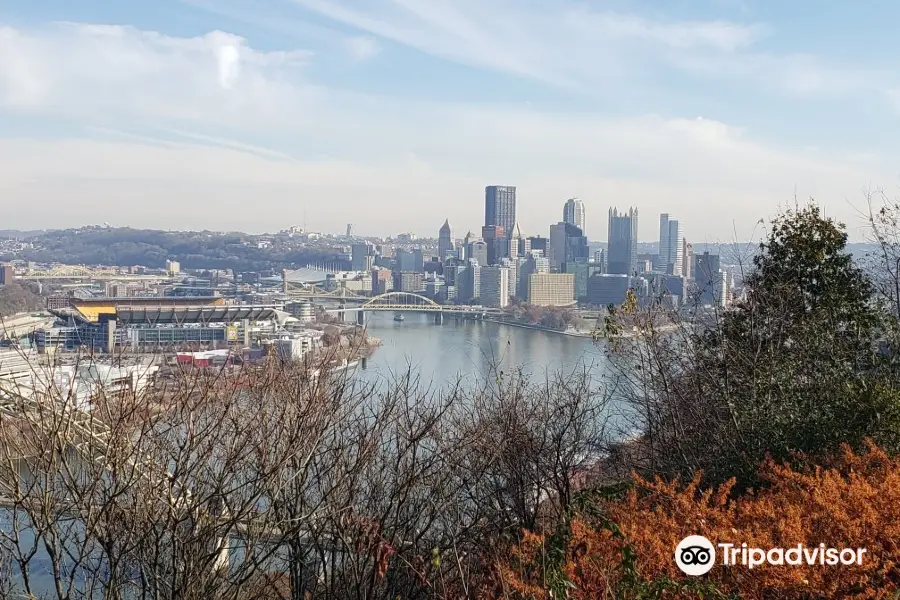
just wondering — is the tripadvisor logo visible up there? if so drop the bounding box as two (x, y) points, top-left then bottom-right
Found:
(675, 536), (716, 576)
(675, 536), (867, 575)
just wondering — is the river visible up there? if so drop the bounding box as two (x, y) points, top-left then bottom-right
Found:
(356, 311), (609, 387)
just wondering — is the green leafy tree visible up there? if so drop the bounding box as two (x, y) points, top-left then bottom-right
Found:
(615, 203), (900, 488)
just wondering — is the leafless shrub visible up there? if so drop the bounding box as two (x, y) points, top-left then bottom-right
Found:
(0, 345), (614, 599)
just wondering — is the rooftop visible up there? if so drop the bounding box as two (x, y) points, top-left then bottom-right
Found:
(116, 305), (286, 325)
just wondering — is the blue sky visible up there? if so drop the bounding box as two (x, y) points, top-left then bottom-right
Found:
(0, 0), (897, 241)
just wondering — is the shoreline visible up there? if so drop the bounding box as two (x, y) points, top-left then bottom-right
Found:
(479, 317), (592, 338)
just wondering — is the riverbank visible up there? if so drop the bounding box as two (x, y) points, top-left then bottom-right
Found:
(480, 317), (592, 338)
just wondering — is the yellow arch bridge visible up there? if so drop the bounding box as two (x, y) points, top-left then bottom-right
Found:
(323, 292), (500, 324)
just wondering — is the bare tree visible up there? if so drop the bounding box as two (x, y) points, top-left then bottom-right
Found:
(0, 343), (616, 599)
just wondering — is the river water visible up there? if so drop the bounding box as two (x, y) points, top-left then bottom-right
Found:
(356, 312), (609, 388)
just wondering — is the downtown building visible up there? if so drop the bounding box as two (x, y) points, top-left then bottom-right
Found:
(691, 251), (728, 307)
(371, 267), (393, 294)
(351, 242), (376, 272)
(587, 273), (631, 307)
(0, 264), (14, 285)
(563, 198), (585, 233)
(392, 271), (425, 293)
(460, 261), (481, 303)
(438, 219), (454, 261)
(658, 214), (684, 275)
(500, 257), (519, 300)
(480, 265), (510, 308)
(517, 253), (549, 300)
(527, 273), (575, 307)
(549, 222), (589, 271)
(485, 185), (517, 234)
(607, 207), (638, 275)
(465, 235), (489, 268)
(481, 225), (506, 265)
(395, 248), (424, 272)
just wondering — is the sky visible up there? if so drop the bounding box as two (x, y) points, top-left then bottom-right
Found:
(1, 0), (898, 242)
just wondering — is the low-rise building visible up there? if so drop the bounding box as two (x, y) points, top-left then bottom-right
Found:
(587, 274), (631, 307)
(371, 268), (393, 295)
(527, 273), (575, 307)
(392, 271), (424, 293)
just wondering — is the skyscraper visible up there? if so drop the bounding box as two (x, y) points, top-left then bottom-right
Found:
(458, 261), (481, 303)
(692, 251), (722, 306)
(549, 223), (567, 271)
(468, 240), (489, 267)
(396, 248), (424, 272)
(509, 221), (531, 258)
(351, 243), (375, 272)
(607, 207), (638, 275)
(670, 220), (684, 275)
(480, 266), (510, 308)
(682, 239), (692, 279)
(485, 185), (517, 233)
(500, 257), (518, 300)
(461, 231), (475, 261)
(508, 221), (524, 258)
(658, 214), (670, 271)
(438, 219), (454, 261)
(481, 225), (506, 265)
(563, 198), (585, 233)
(527, 236), (548, 256)
(658, 214), (683, 275)
(518, 253), (549, 299)
(549, 222), (588, 271)
(0, 264), (14, 285)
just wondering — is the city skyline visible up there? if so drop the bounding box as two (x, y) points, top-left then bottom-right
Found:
(1, 2), (897, 241)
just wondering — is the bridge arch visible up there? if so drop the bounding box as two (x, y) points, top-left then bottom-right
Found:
(361, 292), (441, 309)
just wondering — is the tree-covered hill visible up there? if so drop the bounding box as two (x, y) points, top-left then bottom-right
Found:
(0, 227), (350, 271)
(0, 284), (44, 317)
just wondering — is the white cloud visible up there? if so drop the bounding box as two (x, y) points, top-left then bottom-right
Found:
(283, 0), (892, 100)
(561, 10), (766, 51)
(0, 23), (319, 124)
(0, 20), (894, 239)
(216, 43), (242, 88)
(346, 35), (381, 61)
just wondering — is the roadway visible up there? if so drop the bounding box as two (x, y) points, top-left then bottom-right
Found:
(0, 314), (56, 338)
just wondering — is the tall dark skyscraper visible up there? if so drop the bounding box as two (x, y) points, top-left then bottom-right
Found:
(485, 185), (517, 233)
(607, 207), (638, 275)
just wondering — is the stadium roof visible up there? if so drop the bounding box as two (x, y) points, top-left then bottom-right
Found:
(116, 305), (286, 325)
(282, 268), (328, 284)
(48, 307), (93, 324)
(74, 296), (223, 304)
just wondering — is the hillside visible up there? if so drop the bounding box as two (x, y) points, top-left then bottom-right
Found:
(0, 227), (350, 272)
(0, 284), (44, 317)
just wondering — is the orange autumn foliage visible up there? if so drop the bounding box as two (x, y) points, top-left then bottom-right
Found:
(499, 442), (900, 599)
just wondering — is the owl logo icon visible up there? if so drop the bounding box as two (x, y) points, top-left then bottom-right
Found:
(675, 536), (715, 576)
